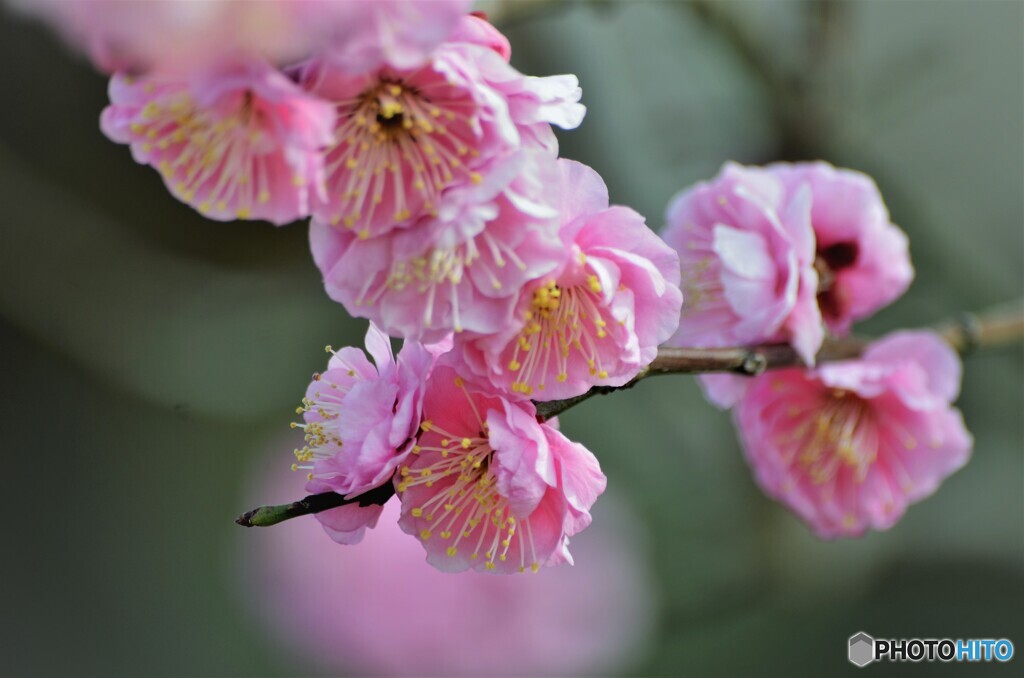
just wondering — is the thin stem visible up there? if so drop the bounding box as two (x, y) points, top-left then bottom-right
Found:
(535, 338), (866, 419)
(236, 483), (395, 528)
(539, 301), (1022, 420)
(236, 300), (1023, 528)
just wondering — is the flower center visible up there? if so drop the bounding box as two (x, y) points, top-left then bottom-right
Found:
(355, 230), (529, 333)
(508, 265), (612, 395)
(814, 241), (859, 319)
(787, 389), (878, 484)
(324, 76), (482, 237)
(133, 88), (284, 219)
(398, 380), (543, 573)
(289, 346), (358, 480)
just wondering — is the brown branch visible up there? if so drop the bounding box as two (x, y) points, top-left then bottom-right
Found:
(236, 300), (1023, 528)
(235, 482), (395, 528)
(535, 301), (1022, 419)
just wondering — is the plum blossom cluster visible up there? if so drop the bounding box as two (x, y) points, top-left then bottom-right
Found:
(60, 1), (681, 573)
(22, 1), (977, 568)
(293, 325), (609, 574)
(292, 146), (681, 571)
(84, 1), (685, 399)
(661, 161), (971, 537)
(30, 0), (683, 573)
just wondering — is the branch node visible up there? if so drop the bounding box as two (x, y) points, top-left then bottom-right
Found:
(957, 311), (982, 354)
(741, 352), (768, 376)
(235, 510), (257, 527)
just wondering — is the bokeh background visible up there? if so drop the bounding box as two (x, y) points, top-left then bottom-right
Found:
(1, 1), (1021, 675)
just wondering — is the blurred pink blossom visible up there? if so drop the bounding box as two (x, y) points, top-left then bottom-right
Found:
(450, 12), (513, 62)
(312, 0), (474, 74)
(767, 161), (913, 336)
(301, 16), (584, 239)
(310, 149), (567, 342)
(237, 472), (653, 676)
(662, 161), (822, 365)
(295, 324), (449, 544)
(457, 159), (683, 400)
(733, 330), (972, 539)
(396, 365), (606, 573)
(10, 0), (313, 74)
(100, 60), (335, 225)
(9, 0), (469, 75)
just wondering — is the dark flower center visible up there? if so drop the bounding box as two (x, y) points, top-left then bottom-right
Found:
(815, 241), (859, 319)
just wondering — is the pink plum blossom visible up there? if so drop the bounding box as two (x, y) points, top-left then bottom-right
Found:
(766, 161), (913, 335)
(457, 159), (683, 400)
(100, 59), (336, 225)
(300, 16), (585, 239)
(294, 323), (449, 544)
(310, 150), (567, 342)
(238, 458), (654, 676)
(662, 161), (822, 365)
(396, 365), (606, 573)
(10, 0), (469, 75)
(312, 0), (473, 74)
(10, 0), (317, 74)
(733, 330), (972, 539)
(450, 12), (513, 62)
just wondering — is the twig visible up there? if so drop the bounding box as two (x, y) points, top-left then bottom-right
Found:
(236, 300), (1023, 528)
(236, 483), (395, 528)
(535, 337), (866, 419)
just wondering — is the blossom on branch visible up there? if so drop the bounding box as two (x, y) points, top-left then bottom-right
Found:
(733, 330), (972, 538)
(457, 159), (683, 400)
(310, 150), (567, 342)
(301, 14), (584, 239)
(396, 365), (606, 573)
(293, 324), (449, 544)
(767, 161), (913, 335)
(662, 161), (822, 364)
(663, 160), (913, 409)
(101, 60), (336, 225)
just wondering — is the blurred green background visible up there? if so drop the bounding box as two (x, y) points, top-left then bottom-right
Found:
(0, 1), (1020, 675)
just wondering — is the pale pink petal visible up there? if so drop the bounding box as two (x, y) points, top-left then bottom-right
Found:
(315, 502), (386, 545)
(450, 13), (512, 61)
(697, 373), (751, 409)
(487, 404), (556, 518)
(363, 322), (395, 376)
(547, 428), (607, 535)
(784, 265), (824, 366)
(863, 330), (962, 403)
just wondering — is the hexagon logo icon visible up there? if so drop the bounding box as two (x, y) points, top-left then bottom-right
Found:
(849, 632), (875, 667)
